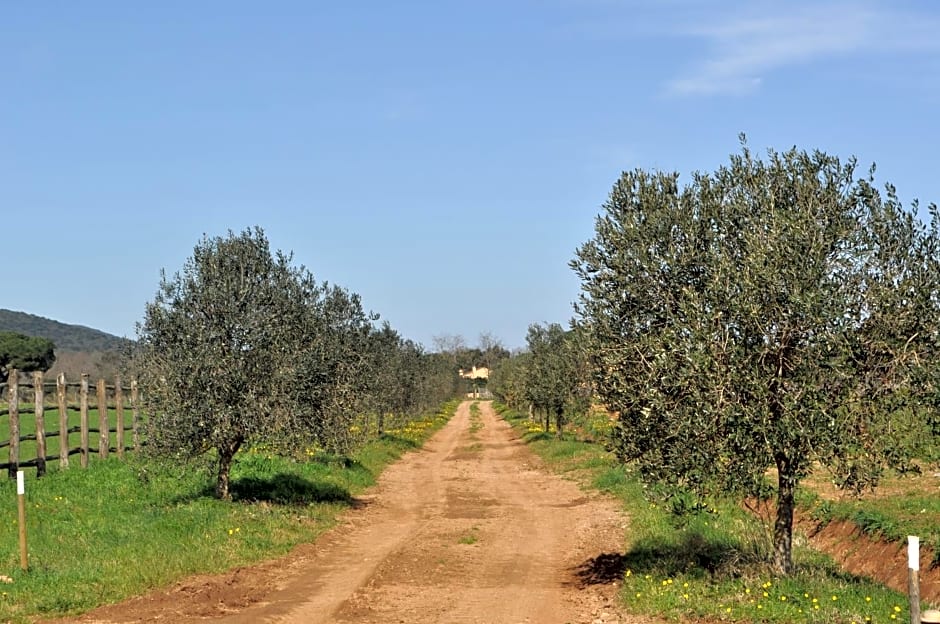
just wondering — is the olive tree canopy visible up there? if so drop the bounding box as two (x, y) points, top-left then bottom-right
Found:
(572, 141), (940, 574)
(135, 227), (372, 499)
(524, 323), (587, 436)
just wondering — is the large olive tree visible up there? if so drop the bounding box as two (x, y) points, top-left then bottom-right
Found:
(135, 227), (365, 499)
(572, 142), (940, 574)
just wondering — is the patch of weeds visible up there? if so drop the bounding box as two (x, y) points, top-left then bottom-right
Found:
(458, 527), (480, 545)
(469, 401), (483, 435)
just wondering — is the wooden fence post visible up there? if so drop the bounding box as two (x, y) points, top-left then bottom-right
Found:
(7, 370), (19, 479)
(97, 379), (109, 459)
(80, 374), (89, 468)
(57, 373), (69, 468)
(115, 376), (124, 458)
(131, 379), (140, 451)
(33, 372), (46, 477)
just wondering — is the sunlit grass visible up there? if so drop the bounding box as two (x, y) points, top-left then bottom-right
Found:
(0, 406), (137, 464)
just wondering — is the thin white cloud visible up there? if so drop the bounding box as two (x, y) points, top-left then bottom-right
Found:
(665, 3), (940, 96)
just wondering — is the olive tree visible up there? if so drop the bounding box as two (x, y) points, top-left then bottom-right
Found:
(572, 142), (940, 574)
(285, 285), (378, 454)
(523, 323), (587, 436)
(416, 350), (463, 409)
(364, 323), (441, 433)
(135, 227), (363, 499)
(489, 351), (531, 410)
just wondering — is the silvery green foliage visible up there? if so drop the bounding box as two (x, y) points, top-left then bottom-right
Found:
(489, 351), (532, 409)
(135, 228), (373, 498)
(524, 322), (589, 435)
(572, 141), (940, 573)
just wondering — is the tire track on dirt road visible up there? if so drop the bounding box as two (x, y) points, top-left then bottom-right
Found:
(67, 401), (658, 624)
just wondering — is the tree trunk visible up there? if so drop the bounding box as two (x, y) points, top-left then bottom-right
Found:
(215, 437), (243, 500)
(773, 455), (796, 575)
(555, 406), (564, 438)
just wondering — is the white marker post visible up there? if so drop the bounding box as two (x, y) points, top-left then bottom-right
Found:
(16, 470), (27, 571)
(908, 535), (920, 624)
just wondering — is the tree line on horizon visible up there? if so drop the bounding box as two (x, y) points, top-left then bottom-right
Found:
(0, 308), (129, 353)
(491, 138), (940, 575)
(0, 309), (132, 381)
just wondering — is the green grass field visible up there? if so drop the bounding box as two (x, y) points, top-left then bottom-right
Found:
(0, 405), (137, 469)
(495, 402), (932, 624)
(0, 400), (459, 623)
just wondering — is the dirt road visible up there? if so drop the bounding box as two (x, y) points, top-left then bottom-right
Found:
(70, 401), (650, 624)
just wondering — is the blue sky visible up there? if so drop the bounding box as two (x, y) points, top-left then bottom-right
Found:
(3, 1), (939, 350)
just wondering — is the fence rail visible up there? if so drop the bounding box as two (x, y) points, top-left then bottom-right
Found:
(3, 370), (141, 478)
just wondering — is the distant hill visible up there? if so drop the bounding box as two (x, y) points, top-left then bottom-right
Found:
(0, 309), (130, 352)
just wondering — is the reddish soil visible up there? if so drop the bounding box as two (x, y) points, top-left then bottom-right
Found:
(56, 402), (661, 624)
(796, 463), (940, 606)
(800, 516), (940, 606)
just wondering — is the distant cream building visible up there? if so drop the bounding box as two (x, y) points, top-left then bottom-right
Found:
(460, 366), (490, 398)
(459, 366), (489, 380)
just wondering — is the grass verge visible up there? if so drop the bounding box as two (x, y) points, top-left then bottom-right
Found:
(0, 400), (460, 623)
(468, 401), (482, 435)
(804, 482), (940, 567)
(494, 401), (925, 623)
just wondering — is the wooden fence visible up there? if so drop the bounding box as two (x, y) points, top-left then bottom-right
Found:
(0, 370), (141, 478)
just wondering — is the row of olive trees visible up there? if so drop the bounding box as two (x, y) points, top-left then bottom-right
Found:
(489, 323), (589, 436)
(571, 139), (940, 575)
(133, 227), (459, 499)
